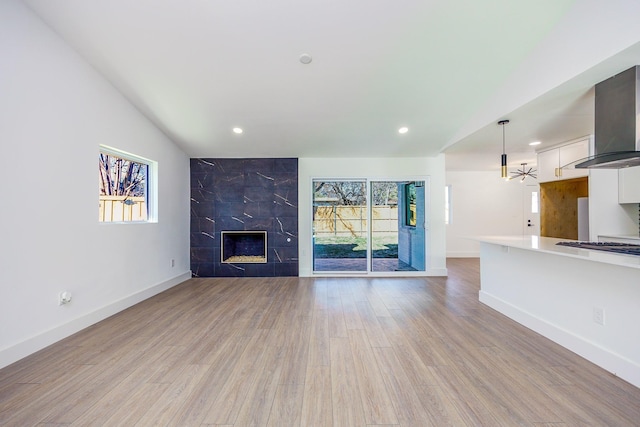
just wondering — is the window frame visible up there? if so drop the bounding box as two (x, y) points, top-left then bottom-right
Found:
(98, 145), (158, 223)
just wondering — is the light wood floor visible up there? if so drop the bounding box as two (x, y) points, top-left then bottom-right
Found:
(1, 258), (639, 426)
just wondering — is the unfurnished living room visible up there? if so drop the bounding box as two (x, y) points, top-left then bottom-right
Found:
(2, 0), (640, 425)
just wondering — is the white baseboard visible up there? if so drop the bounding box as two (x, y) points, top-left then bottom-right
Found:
(446, 251), (479, 258)
(425, 268), (448, 276)
(0, 271), (192, 370)
(479, 290), (640, 389)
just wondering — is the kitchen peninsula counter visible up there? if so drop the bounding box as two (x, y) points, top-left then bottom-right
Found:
(476, 235), (640, 388)
(477, 235), (640, 269)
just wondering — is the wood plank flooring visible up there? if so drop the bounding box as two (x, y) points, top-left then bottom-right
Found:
(1, 258), (639, 426)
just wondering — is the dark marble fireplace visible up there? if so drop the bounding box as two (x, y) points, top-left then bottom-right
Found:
(190, 158), (298, 277)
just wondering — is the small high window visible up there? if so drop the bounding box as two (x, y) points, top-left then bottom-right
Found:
(531, 191), (539, 214)
(445, 185), (452, 225)
(98, 146), (156, 222)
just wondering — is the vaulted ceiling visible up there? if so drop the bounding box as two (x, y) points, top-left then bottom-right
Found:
(23, 0), (640, 170)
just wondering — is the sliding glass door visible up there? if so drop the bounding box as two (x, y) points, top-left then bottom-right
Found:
(312, 178), (426, 274)
(312, 180), (367, 272)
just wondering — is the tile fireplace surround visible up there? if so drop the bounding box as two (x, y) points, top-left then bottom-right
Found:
(190, 158), (298, 277)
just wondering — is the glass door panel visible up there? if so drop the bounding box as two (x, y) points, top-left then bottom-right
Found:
(370, 181), (399, 272)
(312, 180), (368, 272)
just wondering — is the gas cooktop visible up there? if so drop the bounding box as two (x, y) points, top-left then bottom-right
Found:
(556, 241), (640, 256)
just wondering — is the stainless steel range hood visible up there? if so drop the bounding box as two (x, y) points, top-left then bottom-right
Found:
(575, 65), (640, 169)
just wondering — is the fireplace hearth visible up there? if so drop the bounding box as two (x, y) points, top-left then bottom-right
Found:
(221, 231), (267, 263)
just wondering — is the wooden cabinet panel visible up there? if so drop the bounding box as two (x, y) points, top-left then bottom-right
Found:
(540, 177), (589, 239)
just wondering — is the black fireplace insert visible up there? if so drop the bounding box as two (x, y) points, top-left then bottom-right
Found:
(221, 231), (267, 263)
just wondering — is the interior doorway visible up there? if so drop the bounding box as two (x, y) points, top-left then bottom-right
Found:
(312, 179), (426, 274)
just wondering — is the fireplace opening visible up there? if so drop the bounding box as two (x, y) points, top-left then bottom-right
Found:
(221, 231), (267, 263)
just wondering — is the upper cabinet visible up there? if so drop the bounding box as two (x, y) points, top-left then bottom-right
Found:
(618, 166), (640, 203)
(537, 137), (591, 183)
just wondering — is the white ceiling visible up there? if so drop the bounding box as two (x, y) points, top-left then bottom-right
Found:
(22, 0), (640, 170)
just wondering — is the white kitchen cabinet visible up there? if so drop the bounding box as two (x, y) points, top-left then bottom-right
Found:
(537, 149), (560, 183)
(537, 138), (591, 183)
(618, 165), (640, 203)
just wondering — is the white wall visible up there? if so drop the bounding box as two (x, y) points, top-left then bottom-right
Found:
(0, 0), (191, 368)
(446, 171), (530, 257)
(298, 156), (447, 276)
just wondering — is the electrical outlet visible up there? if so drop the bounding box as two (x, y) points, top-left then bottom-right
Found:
(171, 259), (175, 268)
(59, 291), (72, 306)
(593, 307), (605, 325)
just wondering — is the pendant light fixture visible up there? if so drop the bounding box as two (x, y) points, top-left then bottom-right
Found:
(498, 119), (509, 178)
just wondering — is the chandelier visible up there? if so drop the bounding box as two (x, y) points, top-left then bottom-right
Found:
(510, 163), (537, 182)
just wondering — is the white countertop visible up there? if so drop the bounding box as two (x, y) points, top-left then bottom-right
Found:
(476, 235), (640, 270)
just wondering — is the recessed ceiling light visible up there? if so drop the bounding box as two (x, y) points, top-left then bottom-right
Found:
(398, 127), (409, 134)
(233, 127), (243, 134)
(529, 141), (541, 146)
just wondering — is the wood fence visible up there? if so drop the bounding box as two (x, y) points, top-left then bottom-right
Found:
(313, 205), (399, 237)
(99, 196), (147, 222)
